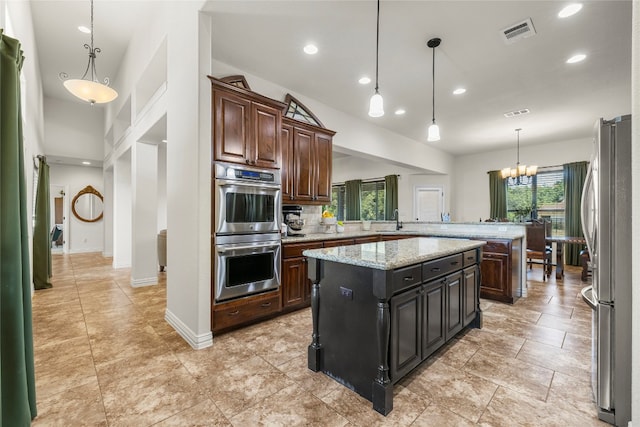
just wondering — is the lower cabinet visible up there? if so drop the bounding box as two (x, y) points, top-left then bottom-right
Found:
(422, 279), (445, 358)
(478, 239), (521, 303)
(444, 271), (464, 340)
(281, 241), (324, 311)
(463, 266), (479, 326)
(390, 287), (422, 379)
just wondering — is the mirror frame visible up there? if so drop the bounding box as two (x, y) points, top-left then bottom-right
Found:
(71, 185), (104, 223)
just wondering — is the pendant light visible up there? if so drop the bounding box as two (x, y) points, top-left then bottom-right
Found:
(368, 0), (384, 117)
(501, 128), (538, 185)
(427, 37), (441, 141)
(59, 0), (118, 105)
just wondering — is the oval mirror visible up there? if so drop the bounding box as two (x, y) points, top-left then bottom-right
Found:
(71, 185), (104, 223)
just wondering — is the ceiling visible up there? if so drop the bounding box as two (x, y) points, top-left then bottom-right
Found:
(31, 1), (632, 158)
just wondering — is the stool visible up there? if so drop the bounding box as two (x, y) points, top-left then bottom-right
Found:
(580, 249), (591, 281)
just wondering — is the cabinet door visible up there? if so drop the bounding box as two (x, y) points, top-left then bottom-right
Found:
(281, 123), (294, 202)
(445, 272), (463, 340)
(213, 90), (251, 164)
(282, 257), (306, 308)
(314, 132), (333, 203)
(480, 253), (510, 302)
(422, 279), (445, 358)
(390, 287), (422, 381)
(463, 266), (478, 327)
(293, 128), (314, 201)
(252, 102), (281, 168)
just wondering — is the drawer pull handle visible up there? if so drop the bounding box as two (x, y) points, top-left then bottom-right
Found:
(451, 261), (459, 265)
(260, 302), (272, 308)
(431, 267), (441, 272)
(467, 256), (475, 260)
(228, 310), (240, 316)
(403, 276), (414, 281)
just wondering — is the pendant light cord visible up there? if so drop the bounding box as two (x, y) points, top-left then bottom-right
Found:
(90, 0), (94, 50)
(375, 0), (380, 93)
(431, 46), (435, 123)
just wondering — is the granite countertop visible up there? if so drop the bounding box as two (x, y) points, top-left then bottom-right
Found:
(302, 237), (486, 270)
(283, 229), (523, 243)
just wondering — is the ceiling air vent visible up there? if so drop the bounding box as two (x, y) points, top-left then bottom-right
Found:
(500, 18), (536, 44)
(503, 109), (530, 118)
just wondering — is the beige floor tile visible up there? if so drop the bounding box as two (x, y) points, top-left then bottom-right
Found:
(276, 354), (341, 399)
(402, 359), (497, 422)
(89, 324), (168, 364)
(457, 328), (525, 358)
(231, 384), (349, 427)
(482, 312), (566, 347)
(95, 349), (180, 389)
(464, 348), (553, 401)
(430, 338), (480, 369)
(537, 313), (591, 338)
(34, 335), (92, 367)
(547, 371), (603, 421)
(516, 340), (591, 380)
(563, 332), (592, 354)
(35, 353), (98, 399)
(32, 379), (107, 426)
(513, 299), (575, 319)
(483, 301), (542, 324)
(153, 400), (232, 426)
(411, 402), (477, 427)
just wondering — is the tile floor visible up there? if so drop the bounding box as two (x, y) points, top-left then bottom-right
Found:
(30, 253), (607, 426)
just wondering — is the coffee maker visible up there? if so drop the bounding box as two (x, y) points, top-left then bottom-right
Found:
(282, 205), (306, 237)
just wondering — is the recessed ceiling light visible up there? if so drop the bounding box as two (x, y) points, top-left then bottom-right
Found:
(303, 44), (318, 55)
(395, 109), (406, 115)
(78, 25), (91, 34)
(358, 77), (371, 85)
(558, 3), (583, 18)
(566, 53), (586, 64)
(161, 139), (168, 143)
(453, 88), (466, 95)
(82, 161), (91, 165)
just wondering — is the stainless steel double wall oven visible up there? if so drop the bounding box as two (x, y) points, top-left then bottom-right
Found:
(213, 162), (281, 302)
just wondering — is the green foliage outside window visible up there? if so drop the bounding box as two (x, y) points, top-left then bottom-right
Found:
(324, 180), (386, 221)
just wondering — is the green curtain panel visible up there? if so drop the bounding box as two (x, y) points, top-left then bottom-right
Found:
(33, 157), (52, 290)
(384, 175), (398, 220)
(564, 161), (588, 266)
(345, 179), (361, 220)
(0, 30), (38, 425)
(488, 170), (507, 220)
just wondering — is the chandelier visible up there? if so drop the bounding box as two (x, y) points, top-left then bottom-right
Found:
(58, 0), (118, 105)
(501, 128), (537, 185)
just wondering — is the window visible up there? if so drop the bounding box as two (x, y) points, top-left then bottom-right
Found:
(506, 168), (565, 236)
(324, 179), (387, 221)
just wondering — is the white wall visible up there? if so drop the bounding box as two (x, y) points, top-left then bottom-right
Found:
(157, 141), (167, 231)
(49, 164), (104, 253)
(451, 137), (592, 222)
(43, 97), (104, 162)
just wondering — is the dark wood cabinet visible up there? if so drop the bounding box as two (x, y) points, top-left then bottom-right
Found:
(323, 238), (355, 248)
(211, 291), (280, 334)
(477, 238), (522, 304)
(463, 266), (479, 326)
(354, 235), (380, 244)
(281, 117), (335, 205)
(421, 279), (445, 358)
(281, 241), (323, 310)
(445, 272), (463, 340)
(210, 77), (285, 169)
(390, 287), (422, 380)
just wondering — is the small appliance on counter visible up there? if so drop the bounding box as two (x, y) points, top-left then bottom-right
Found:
(283, 205), (306, 237)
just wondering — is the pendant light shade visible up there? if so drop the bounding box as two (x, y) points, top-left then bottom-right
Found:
(427, 37), (441, 142)
(368, 0), (384, 117)
(59, 0), (118, 105)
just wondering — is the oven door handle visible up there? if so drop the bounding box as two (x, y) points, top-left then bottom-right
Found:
(217, 244), (280, 253)
(215, 179), (281, 190)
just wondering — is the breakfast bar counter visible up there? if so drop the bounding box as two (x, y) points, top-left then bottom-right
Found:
(303, 237), (485, 415)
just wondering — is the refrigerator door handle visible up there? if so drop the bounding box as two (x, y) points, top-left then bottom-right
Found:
(581, 160), (595, 258)
(581, 285), (596, 310)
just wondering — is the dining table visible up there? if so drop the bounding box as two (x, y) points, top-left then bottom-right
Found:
(545, 236), (587, 279)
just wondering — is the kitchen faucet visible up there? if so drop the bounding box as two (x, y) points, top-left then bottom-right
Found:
(394, 209), (403, 231)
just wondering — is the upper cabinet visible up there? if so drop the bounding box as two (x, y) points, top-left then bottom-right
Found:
(281, 95), (335, 205)
(209, 76), (285, 169)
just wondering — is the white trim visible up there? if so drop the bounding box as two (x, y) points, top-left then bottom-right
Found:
(112, 260), (131, 269)
(69, 247), (104, 254)
(102, 250), (113, 257)
(130, 277), (157, 287)
(165, 308), (213, 350)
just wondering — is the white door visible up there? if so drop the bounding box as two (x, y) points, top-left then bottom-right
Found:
(414, 186), (443, 221)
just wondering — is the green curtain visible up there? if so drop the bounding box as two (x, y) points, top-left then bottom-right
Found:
(488, 170), (507, 220)
(345, 179), (361, 220)
(0, 30), (38, 425)
(384, 175), (398, 220)
(564, 161), (588, 265)
(33, 156), (52, 289)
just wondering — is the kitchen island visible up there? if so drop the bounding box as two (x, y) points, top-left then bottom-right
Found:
(303, 237), (485, 415)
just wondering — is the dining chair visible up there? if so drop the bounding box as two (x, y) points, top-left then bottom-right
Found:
(526, 220), (552, 280)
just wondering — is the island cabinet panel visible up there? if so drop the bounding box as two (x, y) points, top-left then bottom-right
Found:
(390, 287), (422, 380)
(210, 77), (285, 169)
(281, 117), (335, 205)
(445, 272), (464, 340)
(421, 280), (445, 358)
(463, 266), (479, 327)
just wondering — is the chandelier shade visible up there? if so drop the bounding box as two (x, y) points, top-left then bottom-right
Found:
(59, 0), (117, 105)
(501, 128), (537, 185)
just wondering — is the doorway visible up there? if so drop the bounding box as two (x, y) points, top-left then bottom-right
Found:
(413, 186), (444, 222)
(50, 184), (68, 253)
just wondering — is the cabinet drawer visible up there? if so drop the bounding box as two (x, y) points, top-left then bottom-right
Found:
(483, 240), (510, 254)
(463, 250), (477, 267)
(213, 292), (280, 331)
(423, 254), (463, 281)
(323, 238), (356, 248)
(283, 241), (323, 258)
(354, 235), (380, 244)
(392, 264), (422, 294)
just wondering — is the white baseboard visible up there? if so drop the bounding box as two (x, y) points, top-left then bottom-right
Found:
(130, 277), (157, 287)
(112, 260), (131, 269)
(102, 251), (113, 257)
(165, 308), (213, 350)
(69, 247), (103, 254)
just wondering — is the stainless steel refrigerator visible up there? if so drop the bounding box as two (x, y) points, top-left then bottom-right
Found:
(581, 115), (631, 426)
